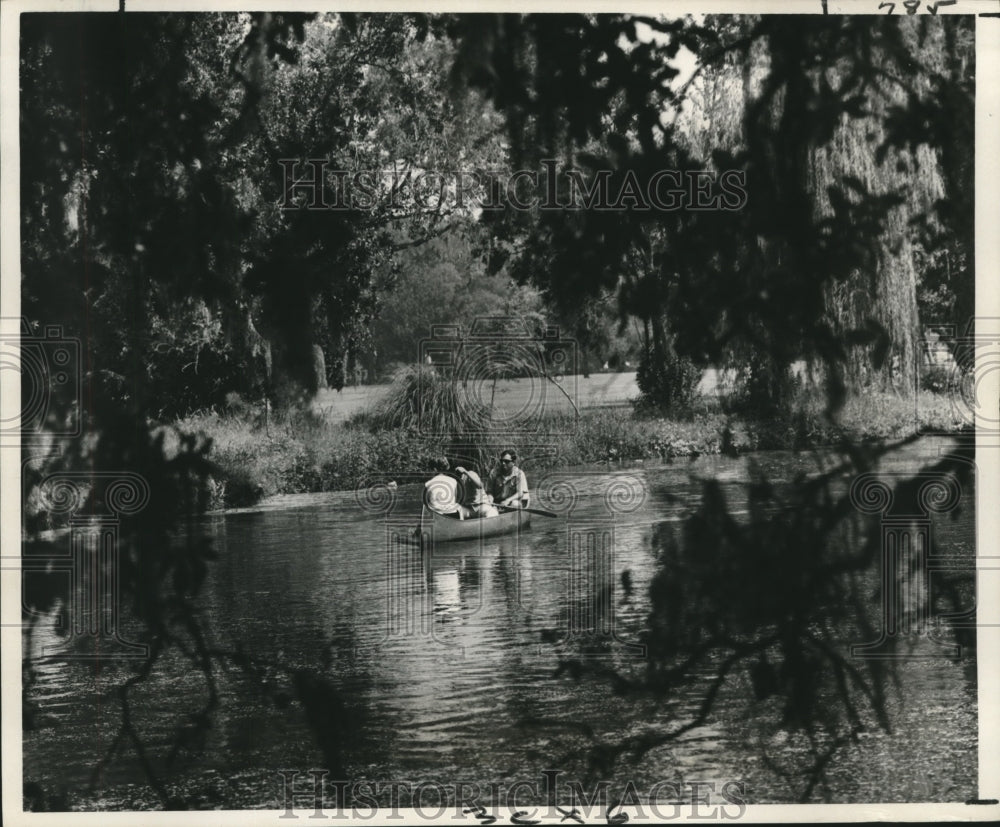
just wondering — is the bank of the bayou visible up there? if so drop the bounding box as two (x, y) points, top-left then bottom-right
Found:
(177, 389), (969, 510)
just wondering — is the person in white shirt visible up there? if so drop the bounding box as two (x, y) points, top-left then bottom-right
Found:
(424, 457), (462, 517)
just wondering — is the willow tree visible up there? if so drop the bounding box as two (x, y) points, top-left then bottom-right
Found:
(458, 14), (974, 410)
(680, 14), (974, 395)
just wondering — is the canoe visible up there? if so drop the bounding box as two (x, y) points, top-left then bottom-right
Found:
(418, 505), (530, 543)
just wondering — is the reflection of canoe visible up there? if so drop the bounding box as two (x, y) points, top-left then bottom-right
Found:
(419, 505), (530, 543)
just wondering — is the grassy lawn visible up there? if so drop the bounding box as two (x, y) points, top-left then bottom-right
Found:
(311, 371), (643, 423)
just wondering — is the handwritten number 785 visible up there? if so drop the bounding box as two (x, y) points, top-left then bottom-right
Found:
(878, 0), (957, 12)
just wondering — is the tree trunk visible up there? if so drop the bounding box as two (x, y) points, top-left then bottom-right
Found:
(312, 345), (328, 391)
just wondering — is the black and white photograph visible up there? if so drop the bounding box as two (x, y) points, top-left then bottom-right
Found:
(2, 1), (998, 823)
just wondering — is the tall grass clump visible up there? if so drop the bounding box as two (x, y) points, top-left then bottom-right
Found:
(365, 366), (474, 435)
(362, 365), (513, 471)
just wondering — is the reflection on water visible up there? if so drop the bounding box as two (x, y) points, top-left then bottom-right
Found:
(22, 438), (978, 807)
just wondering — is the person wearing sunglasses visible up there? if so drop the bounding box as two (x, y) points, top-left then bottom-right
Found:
(486, 451), (530, 510)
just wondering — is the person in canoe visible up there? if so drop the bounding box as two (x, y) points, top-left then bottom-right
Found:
(486, 450), (530, 510)
(424, 458), (499, 520)
(454, 466), (499, 518)
(424, 457), (468, 519)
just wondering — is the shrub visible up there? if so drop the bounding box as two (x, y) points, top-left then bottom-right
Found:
(366, 365), (471, 434)
(636, 350), (701, 416)
(919, 363), (961, 394)
(726, 355), (800, 417)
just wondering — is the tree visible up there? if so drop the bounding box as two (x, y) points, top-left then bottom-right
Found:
(442, 11), (976, 794)
(20, 12), (510, 412)
(19, 12), (410, 808)
(19, 12), (976, 807)
(372, 227), (547, 375)
(20, 13), (261, 418)
(450, 13), (974, 411)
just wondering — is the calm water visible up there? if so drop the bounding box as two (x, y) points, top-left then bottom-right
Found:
(23, 438), (978, 809)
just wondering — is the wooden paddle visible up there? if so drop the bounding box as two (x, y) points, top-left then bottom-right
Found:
(495, 503), (559, 518)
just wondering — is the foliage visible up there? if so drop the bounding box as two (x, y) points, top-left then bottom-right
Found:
(364, 365), (470, 435)
(21, 13), (257, 420)
(180, 388), (968, 509)
(20, 12), (507, 417)
(724, 353), (802, 418)
(18, 10), (976, 809)
(371, 228), (548, 375)
(635, 347), (701, 416)
(451, 14), (974, 411)
(445, 11), (975, 795)
(617, 440), (975, 800)
(919, 362), (962, 396)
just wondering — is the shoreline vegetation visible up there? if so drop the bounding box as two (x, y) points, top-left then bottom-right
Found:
(178, 374), (970, 510)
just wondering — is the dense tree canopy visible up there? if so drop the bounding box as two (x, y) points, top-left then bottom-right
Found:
(450, 13), (974, 411)
(21, 12), (971, 417)
(21, 13), (516, 417)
